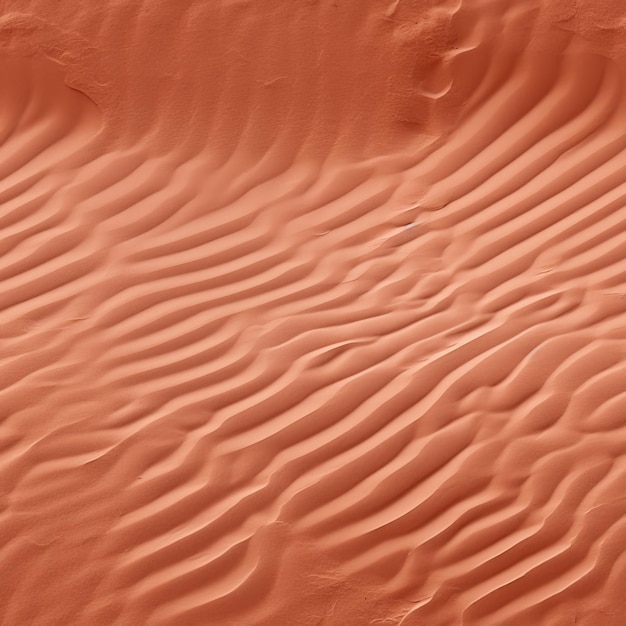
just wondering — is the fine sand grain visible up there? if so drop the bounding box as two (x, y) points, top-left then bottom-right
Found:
(1, 1), (625, 625)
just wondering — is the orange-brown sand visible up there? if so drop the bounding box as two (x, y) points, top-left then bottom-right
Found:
(1, 1), (626, 625)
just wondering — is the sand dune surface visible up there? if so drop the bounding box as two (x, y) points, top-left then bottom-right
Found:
(1, 1), (626, 625)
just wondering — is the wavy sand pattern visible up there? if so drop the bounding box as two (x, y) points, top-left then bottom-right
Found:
(1, 1), (626, 625)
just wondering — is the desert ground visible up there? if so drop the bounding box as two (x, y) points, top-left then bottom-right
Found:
(1, 1), (625, 624)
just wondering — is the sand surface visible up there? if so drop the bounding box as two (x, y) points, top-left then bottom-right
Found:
(1, 1), (626, 625)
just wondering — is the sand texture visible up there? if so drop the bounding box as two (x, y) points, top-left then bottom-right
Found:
(1, 1), (626, 625)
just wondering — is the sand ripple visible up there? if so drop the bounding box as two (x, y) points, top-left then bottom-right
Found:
(1, 1), (626, 625)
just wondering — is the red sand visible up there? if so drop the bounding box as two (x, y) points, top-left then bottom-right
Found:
(1, 1), (626, 625)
